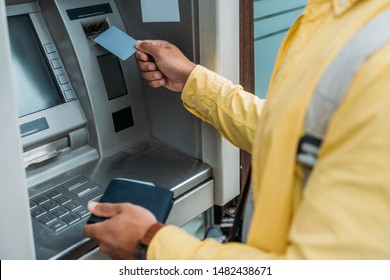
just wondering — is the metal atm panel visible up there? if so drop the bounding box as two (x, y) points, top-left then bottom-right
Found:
(1, 0), (240, 260)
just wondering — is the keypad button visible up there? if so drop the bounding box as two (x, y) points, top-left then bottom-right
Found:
(62, 214), (80, 225)
(44, 43), (56, 54)
(48, 220), (68, 232)
(46, 189), (62, 199)
(52, 207), (69, 218)
(65, 201), (81, 211)
(57, 74), (69, 85)
(33, 195), (49, 205)
(62, 176), (89, 191)
(81, 187), (104, 202)
(64, 89), (76, 100)
(42, 201), (60, 211)
(31, 207), (47, 218)
(70, 181), (98, 197)
(30, 200), (37, 209)
(75, 207), (90, 218)
(56, 195), (71, 205)
(51, 58), (62, 69)
(39, 213), (57, 225)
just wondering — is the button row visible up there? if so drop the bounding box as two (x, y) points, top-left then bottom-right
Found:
(43, 42), (76, 101)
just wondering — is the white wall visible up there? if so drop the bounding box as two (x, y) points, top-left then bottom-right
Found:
(0, 0), (35, 259)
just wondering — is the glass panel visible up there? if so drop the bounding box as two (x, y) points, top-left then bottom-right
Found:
(253, 0), (306, 97)
(181, 212), (209, 240)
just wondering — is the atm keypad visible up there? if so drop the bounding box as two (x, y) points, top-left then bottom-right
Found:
(29, 176), (104, 234)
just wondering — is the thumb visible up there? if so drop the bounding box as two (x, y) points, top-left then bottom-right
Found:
(88, 201), (122, 219)
(135, 40), (169, 58)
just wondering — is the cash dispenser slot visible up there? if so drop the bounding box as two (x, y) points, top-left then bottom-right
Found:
(23, 137), (70, 169)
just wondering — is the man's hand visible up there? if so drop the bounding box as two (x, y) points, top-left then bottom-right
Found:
(83, 201), (157, 259)
(135, 40), (196, 92)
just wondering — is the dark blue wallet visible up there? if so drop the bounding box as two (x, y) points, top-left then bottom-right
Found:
(87, 178), (174, 224)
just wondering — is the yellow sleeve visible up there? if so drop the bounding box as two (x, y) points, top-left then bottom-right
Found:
(181, 65), (265, 153)
(147, 225), (281, 260)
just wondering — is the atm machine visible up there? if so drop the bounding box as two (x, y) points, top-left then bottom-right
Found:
(0, 0), (239, 259)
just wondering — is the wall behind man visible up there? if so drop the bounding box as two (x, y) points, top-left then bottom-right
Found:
(254, 0), (306, 98)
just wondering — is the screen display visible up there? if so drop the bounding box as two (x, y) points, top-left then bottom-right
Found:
(8, 15), (63, 117)
(97, 53), (128, 100)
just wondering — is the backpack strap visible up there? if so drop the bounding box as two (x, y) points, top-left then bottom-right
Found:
(297, 9), (390, 184)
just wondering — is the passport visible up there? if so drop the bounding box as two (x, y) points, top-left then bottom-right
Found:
(87, 178), (174, 224)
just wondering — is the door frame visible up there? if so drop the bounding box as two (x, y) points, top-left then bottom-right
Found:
(239, 0), (254, 189)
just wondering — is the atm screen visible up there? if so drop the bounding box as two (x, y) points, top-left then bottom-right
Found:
(8, 15), (63, 117)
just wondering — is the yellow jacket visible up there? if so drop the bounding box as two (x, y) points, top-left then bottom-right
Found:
(148, 0), (390, 259)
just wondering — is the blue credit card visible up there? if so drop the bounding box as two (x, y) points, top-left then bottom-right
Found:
(94, 26), (137, 60)
(87, 178), (173, 224)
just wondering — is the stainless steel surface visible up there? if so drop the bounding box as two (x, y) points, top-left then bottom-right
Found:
(114, 0), (202, 159)
(28, 137), (212, 259)
(6, 1), (39, 16)
(166, 179), (214, 227)
(84, 138), (212, 198)
(29, 138), (212, 197)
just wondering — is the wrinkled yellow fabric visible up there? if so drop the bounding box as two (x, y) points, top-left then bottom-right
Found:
(148, 0), (390, 259)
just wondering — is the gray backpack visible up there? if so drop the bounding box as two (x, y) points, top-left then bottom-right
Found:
(297, 9), (390, 183)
